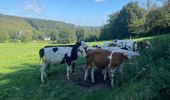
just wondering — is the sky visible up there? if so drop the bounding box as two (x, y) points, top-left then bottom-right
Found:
(0, 0), (161, 26)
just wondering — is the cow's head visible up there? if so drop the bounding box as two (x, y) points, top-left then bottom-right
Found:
(133, 42), (138, 52)
(78, 41), (88, 53)
(75, 41), (87, 57)
(146, 41), (152, 48)
(77, 46), (87, 57)
(113, 39), (118, 44)
(136, 41), (152, 51)
(80, 41), (88, 48)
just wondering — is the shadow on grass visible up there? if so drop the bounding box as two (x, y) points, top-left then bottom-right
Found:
(0, 63), (113, 100)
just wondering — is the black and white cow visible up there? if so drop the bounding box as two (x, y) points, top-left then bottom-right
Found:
(113, 39), (152, 52)
(112, 40), (137, 51)
(39, 41), (88, 82)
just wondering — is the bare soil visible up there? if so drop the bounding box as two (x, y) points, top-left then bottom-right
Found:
(48, 64), (112, 91)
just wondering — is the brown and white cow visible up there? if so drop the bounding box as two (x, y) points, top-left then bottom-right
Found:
(84, 49), (129, 87)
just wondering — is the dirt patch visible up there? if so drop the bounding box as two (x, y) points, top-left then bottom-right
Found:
(48, 64), (112, 91)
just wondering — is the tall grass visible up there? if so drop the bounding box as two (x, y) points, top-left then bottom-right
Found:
(110, 34), (170, 100)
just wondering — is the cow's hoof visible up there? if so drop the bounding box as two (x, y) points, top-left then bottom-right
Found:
(67, 76), (70, 80)
(41, 80), (45, 83)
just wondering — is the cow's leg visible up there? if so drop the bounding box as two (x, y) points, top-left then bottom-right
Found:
(46, 63), (51, 72)
(110, 68), (117, 87)
(71, 60), (75, 73)
(102, 68), (107, 81)
(66, 65), (71, 80)
(45, 63), (50, 78)
(40, 65), (44, 83)
(69, 65), (72, 74)
(40, 62), (47, 83)
(43, 64), (49, 79)
(84, 67), (89, 81)
(65, 57), (71, 80)
(91, 67), (95, 83)
(70, 60), (75, 74)
(119, 63), (124, 76)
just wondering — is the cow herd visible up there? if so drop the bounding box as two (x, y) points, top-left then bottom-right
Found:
(39, 40), (151, 87)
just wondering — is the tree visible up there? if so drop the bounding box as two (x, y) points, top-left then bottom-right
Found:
(0, 30), (10, 42)
(100, 24), (112, 40)
(76, 28), (85, 41)
(32, 30), (44, 40)
(20, 31), (33, 42)
(8, 31), (20, 41)
(100, 2), (146, 40)
(50, 30), (59, 41)
(159, 0), (170, 6)
(145, 1), (170, 35)
(128, 17), (145, 36)
(99, 12), (119, 40)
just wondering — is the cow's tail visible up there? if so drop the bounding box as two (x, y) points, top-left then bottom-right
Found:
(37, 48), (44, 69)
(37, 57), (42, 68)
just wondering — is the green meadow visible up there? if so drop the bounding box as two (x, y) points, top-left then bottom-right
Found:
(0, 35), (170, 100)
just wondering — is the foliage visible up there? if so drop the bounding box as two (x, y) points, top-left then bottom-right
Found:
(25, 18), (77, 43)
(20, 31), (33, 42)
(128, 17), (145, 36)
(0, 30), (10, 42)
(32, 30), (44, 41)
(100, 1), (170, 40)
(0, 15), (33, 42)
(100, 2), (146, 40)
(76, 26), (100, 42)
(76, 28), (85, 41)
(146, 4), (170, 35)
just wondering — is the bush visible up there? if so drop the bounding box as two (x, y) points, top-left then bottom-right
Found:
(20, 31), (33, 42)
(0, 31), (10, 42)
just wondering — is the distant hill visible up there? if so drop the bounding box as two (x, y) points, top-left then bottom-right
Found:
(0, 13), (75, 31)
(0, 14), (33, 33)
(25, 18), (75, 31)
(25, 17), (77, 43)
(0, 13), (100, 43)
(0, 13), (77, 43)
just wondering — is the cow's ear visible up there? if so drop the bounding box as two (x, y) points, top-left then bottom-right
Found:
(76, 41), (80, 45)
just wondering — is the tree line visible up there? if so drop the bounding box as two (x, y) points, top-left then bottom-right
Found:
(99, 0), (170, 40)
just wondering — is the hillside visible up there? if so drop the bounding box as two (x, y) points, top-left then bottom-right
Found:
(0, 13), (101, 43)
(0, 13), (77, 43)
(0, 13), (75, 31)
(25, 18), (75, 31)
(0, 14), (33, 34)
(25, 17), (77, 43)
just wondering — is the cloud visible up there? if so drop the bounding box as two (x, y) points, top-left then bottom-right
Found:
(95, 0), (106, 3)
(24, 0), (45, 15)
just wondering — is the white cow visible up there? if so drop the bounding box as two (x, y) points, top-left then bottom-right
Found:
(112, 39), (137, 51)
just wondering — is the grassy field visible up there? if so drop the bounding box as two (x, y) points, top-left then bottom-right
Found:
(0, 35), (170, 100)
